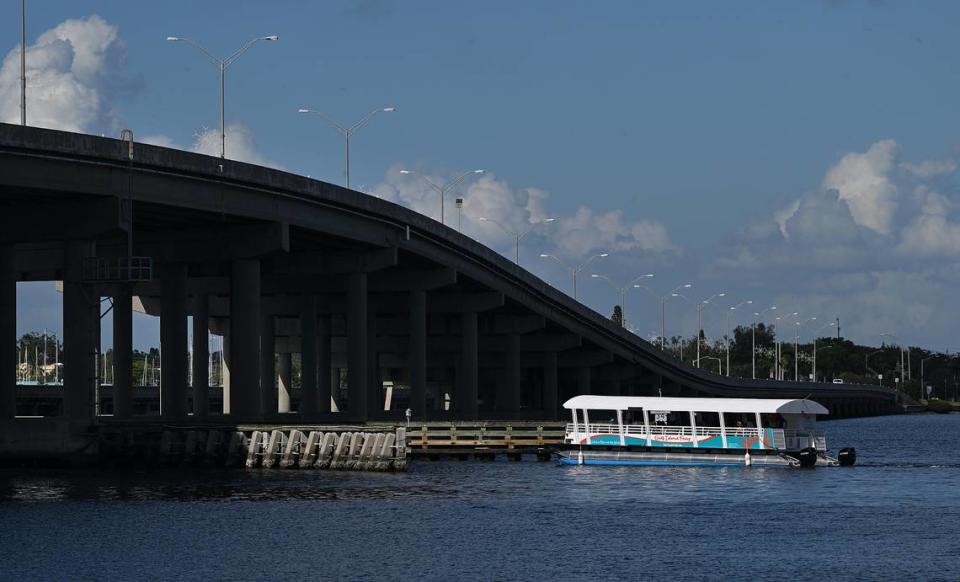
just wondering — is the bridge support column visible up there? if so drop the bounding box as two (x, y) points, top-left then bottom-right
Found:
(191, 293), (209, 417)
(299, 296), (318, 415)
(260, 310), (276, 417)
(278, 352), (292, 413)
(112, 286), (132, 419)
(221, 331), (231, 414)
(230, 259), (260, 419)
(543, 351), (558, 421)
(347, 272), (368, 420)
(409, 290), (426, 419)
(459, 311), (478, 420)
(160, 262), (188, 419)
(318, 315), (332, 413)
(0, 245), (14, 419)
(63, 241), (97, 422)
(507, 334), (522, 415)
(578, 366), (591, 396)
(609, 379), (622, 396)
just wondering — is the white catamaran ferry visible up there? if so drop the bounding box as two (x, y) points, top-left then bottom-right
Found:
(558, 395), (856, 468)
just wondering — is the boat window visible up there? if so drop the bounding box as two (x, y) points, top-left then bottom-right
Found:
(760, 413), (786, 428)
(694, 411), (720, 427)
(623, 408), (644, 425)
(590, 410), (619, 424)
(723, 412), (755, 429)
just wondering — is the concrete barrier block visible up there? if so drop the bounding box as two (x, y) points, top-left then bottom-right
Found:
(279, 430), (305, 469)
(301, 431), (321, 467)
(315, 432), (337, 469)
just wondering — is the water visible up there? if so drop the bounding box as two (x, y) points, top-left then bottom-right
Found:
(1, 414), (958, 581)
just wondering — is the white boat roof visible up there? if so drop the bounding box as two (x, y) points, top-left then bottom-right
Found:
(563, 395), (829, 415)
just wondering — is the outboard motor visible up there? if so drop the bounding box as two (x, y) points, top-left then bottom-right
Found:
(838, 447), (857, 467)
(797, 447), (818, 468)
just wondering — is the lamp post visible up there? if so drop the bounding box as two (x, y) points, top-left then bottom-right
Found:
(794, 317), (817, 382)
(695, 293), (726, 368)
(20, 0), (26, 126)
(880, 332), (906, 387)
(921, 355), (937, 402)
(590, 273), (654, 328)
(167, 34), (279, 159)
(634, 283), (692, 350)
(811, 321), (836, 381)
(723, 300), (752, 377)
(479, 217), (556, 265)
(298, 107), (396, 189)
(538, 253), (608, 300)
(751, 306), (776, 379)
(400, 169), (484, 225)
(455, 198), (464, 232)
(773, 311), (800, 380)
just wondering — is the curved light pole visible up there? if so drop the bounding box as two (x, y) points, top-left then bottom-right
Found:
(479, 217), (555, 265)
(921, 354), (938, 401)
(167, 34), (279, 159)
(538, 253), (608, 300)
(810, 321), (836, 381)
(298, 107), (396, 189)
(700, 356), (722, 375)
(20, 0), (26, 125)
(880, 332), (906, 386)
(695, 293), (726, 368)
(633, 283), (692, 350)
(400, 169), (484, 225)
(590, 273), (654, 328)
(723, 300), (752, 377)
(751, 305), (776, 379)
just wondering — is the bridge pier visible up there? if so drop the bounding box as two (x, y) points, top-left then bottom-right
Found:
(260, 309), (276, 416)
(191, 293), (209, 417)
(230, 259), (260, 420)
(113, 286), (133, 419)
(543, 351), (558, 420)
(0, 245), (14, 419)
(459, 311), (479, 420)
(409, 290), (426, 418)
(160, 262), (188, 419)
(347, 272), (368, 421)
(578, 366), (591, 396)
(299, 296), (318, 415)
(278, 352), (292, 413)
(318, 314), (332, 413)
(63, 240), (97, 422)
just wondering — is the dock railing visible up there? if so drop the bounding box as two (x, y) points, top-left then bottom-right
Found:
(567, 423), (827, 451)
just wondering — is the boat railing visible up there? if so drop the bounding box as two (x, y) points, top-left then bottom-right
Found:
(566, 423), (826, 451)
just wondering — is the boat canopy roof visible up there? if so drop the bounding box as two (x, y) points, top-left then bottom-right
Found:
(563, 395), (829, 416)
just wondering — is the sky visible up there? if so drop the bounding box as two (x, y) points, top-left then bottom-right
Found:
(3, 0), (960, 352)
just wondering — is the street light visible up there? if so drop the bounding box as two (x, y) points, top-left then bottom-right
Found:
(399, 169), (484, 225)
(773, 311), (800, 380)
(752, 305), (776, 379)
(695, 293), (726, 368)
(538, 252), (608, 300)
(793, 317), (817, 382)
(167, 34), (279, 159)
(700, 356), (722, 375)
(298, 106), (397, 189)
(479, 217), (556, 265)
(921, 354), (938, 401)
(880, 332), (906, 386)
(590, 273), (654, 328)
(19, 0), (25, 125)
(723, 300), (752, 377)
(633, 282), (692, 350)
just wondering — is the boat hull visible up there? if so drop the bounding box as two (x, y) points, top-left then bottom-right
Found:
(556, 447), (798, 467)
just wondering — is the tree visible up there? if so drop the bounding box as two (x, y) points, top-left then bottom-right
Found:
(610, 305), (623, 327)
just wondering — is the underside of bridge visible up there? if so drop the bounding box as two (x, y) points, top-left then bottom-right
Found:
(0, 124), (897, 428)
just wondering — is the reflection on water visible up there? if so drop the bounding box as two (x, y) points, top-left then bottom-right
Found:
(0, 414), (958, 581)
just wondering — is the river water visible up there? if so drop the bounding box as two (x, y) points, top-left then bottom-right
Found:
(1, 414), (958, 581)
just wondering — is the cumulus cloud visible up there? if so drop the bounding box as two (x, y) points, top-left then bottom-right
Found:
(0, 15), (139, 133)
(821, 139), (899, 234)
(373, 168), (678, 260)
(897, 187), (960, 257)
(138, 124), (285, 169)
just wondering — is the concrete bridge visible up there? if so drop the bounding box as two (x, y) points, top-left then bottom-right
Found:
(0, 123), (896, 439)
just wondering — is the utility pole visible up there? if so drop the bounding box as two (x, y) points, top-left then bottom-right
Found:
(20, 0), (26, 126)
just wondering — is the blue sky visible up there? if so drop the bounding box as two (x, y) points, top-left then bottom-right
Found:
(4, 1), (960, 353)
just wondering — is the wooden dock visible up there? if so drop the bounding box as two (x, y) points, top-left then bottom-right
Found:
(404, 421), (566, 460)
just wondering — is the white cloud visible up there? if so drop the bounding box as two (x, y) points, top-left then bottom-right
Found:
(821, 139), (899, 234)
(901, 159), (957, 180)
(138, 124), (285, 170)
(897, 187), (960, 257)
(374, 168), (678, 260)
(0, 15), (137, 133)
